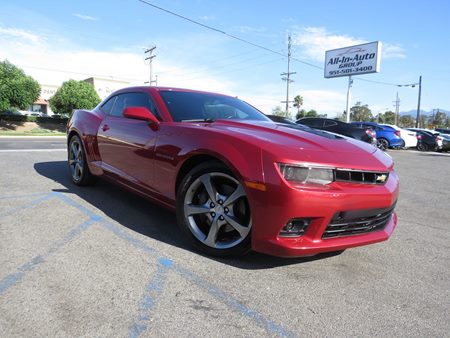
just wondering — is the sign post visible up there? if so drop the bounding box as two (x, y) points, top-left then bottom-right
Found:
(324, 41), (382, 122)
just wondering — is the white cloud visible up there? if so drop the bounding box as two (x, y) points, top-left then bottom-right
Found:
(73, 13), (99, 21)
(0, 27), (42, 44)
(292, 27), (406, 61)
(292, 27), (365, 62)
(0, 26), (233, 95)
(382, 43), (406, 59)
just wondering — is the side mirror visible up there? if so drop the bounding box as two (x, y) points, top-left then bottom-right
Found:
(123, 106), (160, 128)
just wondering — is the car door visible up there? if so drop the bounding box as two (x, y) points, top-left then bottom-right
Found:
(96, 92), (161, 192)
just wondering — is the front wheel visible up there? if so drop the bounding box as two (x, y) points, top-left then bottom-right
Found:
(68, 135), (96, 186)
(176, 162), (252, 257)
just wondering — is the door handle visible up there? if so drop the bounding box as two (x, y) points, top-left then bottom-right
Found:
(102, 124), (110, 132)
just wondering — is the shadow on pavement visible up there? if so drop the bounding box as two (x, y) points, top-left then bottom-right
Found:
(34, 160), (342, 270)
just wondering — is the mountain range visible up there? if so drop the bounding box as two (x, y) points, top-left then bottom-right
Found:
(399, 109), (449, 116)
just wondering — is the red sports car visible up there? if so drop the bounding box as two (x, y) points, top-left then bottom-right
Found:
(67, 86), (399, 257)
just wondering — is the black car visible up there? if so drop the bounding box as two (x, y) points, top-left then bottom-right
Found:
(406, 129), (440, 151)
(265, 114), (297, 125)
(435, 128), (450, 135)
(297, 117), (376, 145)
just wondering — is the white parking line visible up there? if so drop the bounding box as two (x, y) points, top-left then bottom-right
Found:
(0, 149), (66, 152)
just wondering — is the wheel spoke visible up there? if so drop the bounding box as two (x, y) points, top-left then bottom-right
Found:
(71, 143), (78, 158)
(224, 214), (249, 237)
(200, 174), (218, 202)
(185, 203), (210, 216)
(75, 163), (83, 179)
(204, 216), (222, 247)
(69, 159), (76, 165)
(223, 184), (245, 207)
(76, 146), (83, 160)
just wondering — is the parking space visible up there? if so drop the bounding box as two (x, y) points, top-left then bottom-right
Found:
(0, 140), (449, 337)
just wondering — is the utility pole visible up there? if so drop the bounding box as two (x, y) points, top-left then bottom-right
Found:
(415, 75), (422, 128)
(144, 46), (156, 86)
(280, 35), (296, 117)
(393, 91), (400, 125)
(345, 76), (353, 123)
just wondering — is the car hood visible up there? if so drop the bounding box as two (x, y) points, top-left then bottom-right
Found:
(203, 120), (393, 171)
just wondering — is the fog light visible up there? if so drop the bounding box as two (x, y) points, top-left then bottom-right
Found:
(279, 218), (311, 237)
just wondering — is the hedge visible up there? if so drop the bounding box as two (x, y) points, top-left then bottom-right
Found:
(0, 114), (69, 125)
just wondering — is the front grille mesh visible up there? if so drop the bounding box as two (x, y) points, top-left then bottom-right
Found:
(322, 204), (396, 239)
(335, 169), (389, 185)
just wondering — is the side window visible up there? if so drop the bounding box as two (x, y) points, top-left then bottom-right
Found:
(109, 92), (160, 119)
(301, 119), (323, 128)
(324, 120), (337, 127)
(100, 96), (117, 115)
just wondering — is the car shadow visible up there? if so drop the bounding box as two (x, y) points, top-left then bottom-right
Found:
(34, 161), (342, 270)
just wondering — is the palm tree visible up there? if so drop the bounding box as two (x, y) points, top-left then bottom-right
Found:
(293, 95), (303, 115)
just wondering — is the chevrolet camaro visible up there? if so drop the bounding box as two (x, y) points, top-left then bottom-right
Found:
(67, 86), (399, 257)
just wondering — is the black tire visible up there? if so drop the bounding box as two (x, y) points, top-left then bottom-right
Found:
(176, 161), (251, 257)
(68, 135), (97, 186)
(417, 142), (428, 151)
(377, 138), (389, 151)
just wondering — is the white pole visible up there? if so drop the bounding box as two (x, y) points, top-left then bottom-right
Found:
(345, 76), (353, 123)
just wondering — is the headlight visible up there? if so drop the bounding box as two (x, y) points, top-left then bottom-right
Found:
(277, 164), (334, 185)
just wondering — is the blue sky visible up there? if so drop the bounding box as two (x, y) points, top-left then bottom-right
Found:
(0, 0), (449, 117)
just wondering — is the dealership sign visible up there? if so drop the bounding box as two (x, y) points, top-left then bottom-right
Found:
(324, 41), (382, 78)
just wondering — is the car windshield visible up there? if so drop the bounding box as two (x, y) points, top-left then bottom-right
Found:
(159, 90), (271, 122)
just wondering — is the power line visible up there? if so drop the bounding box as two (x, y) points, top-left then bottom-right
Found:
(137, 0), (322, 69)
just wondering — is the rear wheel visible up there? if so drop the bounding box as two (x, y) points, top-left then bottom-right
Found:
(417, 142), (428, 151)
(68, 135), (96, 186)
(176, 162), (252, 257)
(377, 138), (389, 150)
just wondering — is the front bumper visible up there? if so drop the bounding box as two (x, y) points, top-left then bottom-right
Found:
(247, 170), (399, 257)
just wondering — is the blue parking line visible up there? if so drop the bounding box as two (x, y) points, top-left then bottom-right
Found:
(129, 258), (173, 338)
(174, 265), (298, 338)
(52, 194), (296, 337)
(0, 193), (54, 218)
(0, 217), (98, 295)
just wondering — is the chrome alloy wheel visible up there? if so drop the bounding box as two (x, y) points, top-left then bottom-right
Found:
(69, 137), (84, 182)
(183, 172), (251, 249)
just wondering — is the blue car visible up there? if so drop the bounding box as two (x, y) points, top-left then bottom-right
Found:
(351, 122), (403, 150)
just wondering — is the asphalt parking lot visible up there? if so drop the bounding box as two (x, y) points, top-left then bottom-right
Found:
(0, 137), (449, 337)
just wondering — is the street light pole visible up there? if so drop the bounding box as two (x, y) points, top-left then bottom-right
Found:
(415, 75), (422, 128)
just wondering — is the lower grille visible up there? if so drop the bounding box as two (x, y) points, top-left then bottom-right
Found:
(322, 204), (396, 239)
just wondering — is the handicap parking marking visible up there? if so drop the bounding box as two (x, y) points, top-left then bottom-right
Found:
(0, 191), (298, 338)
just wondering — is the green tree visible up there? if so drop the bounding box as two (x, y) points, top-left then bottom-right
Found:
(0, 60), (40, 111)
(350, 102), (373, 122)
(49, 79), (100, 115)
(432, 111), (447, 127)
(293, 95), (303, 116)
(272, 106), (287, 117)
(379, 111), (396, 124)
(399, 115), (415, 128)
(305, 109), (318, 117)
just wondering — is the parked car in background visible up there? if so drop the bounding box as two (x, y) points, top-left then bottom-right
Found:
(380, 124), (417, 148)
(435, 128), (450, 135)
(351, 122), (403, 150)
(265, 114), (297, 125)
(296, 117), (377, 146)
(439, 133), (450, 152)
(67, 86), (399, 258)
(407, 128), (442, 151)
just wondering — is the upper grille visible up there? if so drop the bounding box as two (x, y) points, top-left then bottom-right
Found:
(322, 203), (396, 239)
(335, 169), (389, 185)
